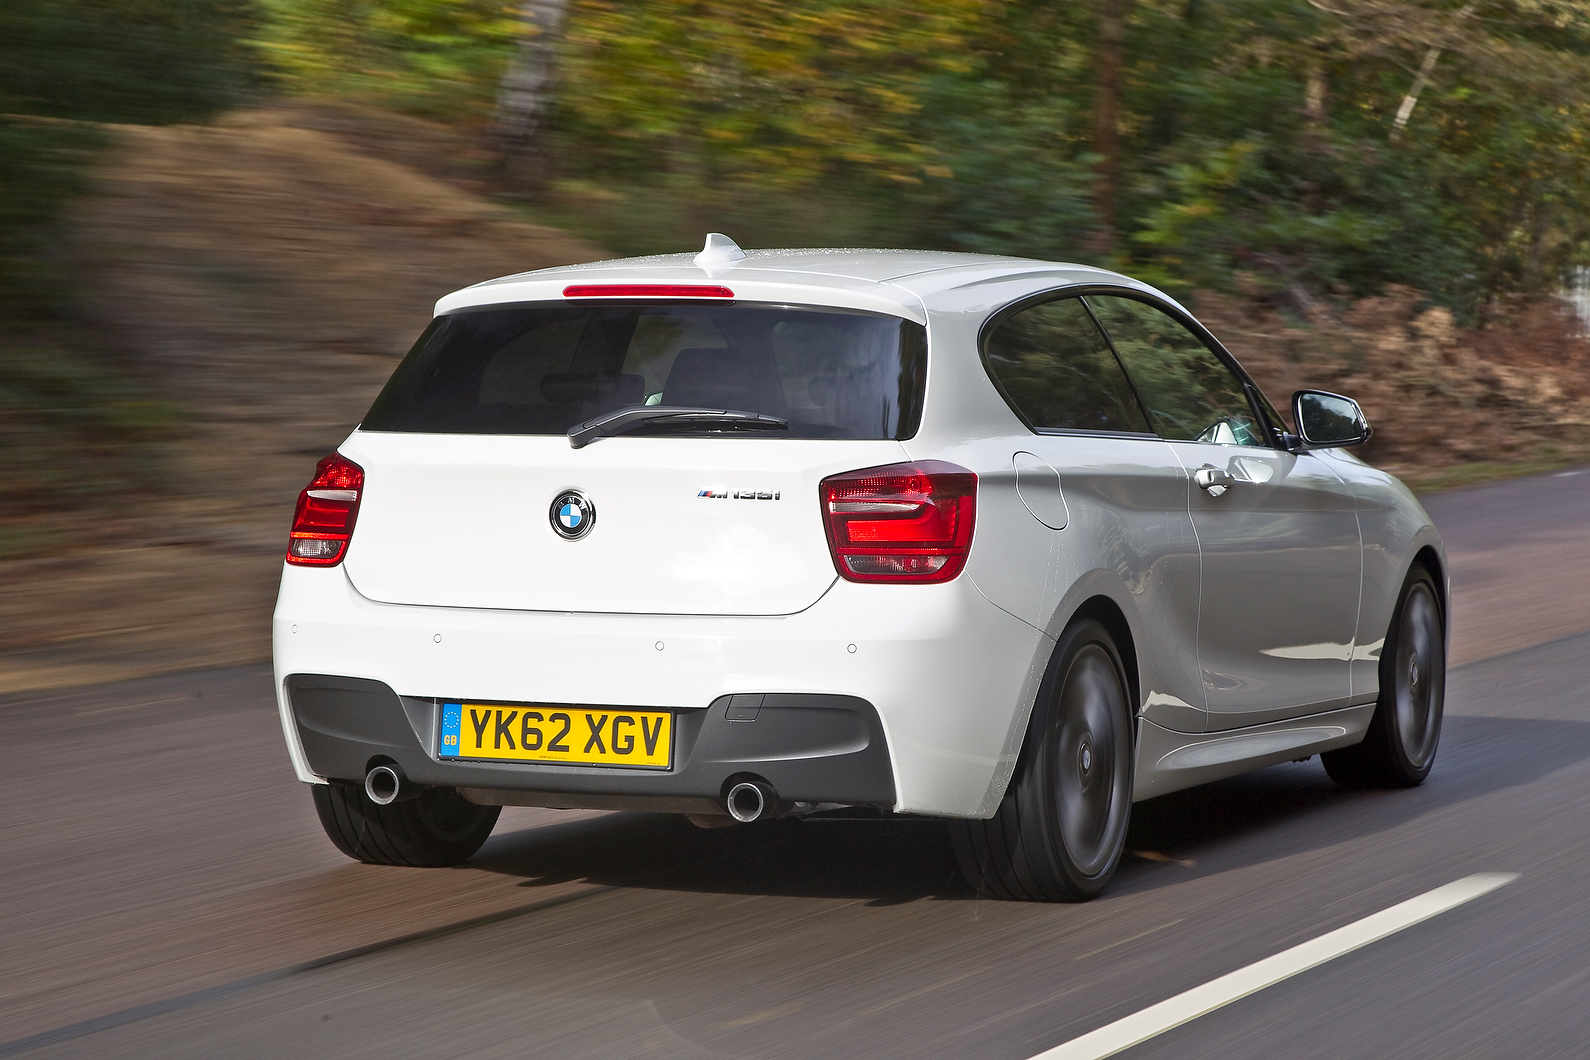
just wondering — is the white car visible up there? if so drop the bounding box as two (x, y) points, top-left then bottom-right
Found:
(273, 236), (1446, 900)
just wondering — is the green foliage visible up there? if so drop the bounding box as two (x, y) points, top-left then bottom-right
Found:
(253, 0), (520, 117)
(0, 0), (259, 124)
(558, 0), (985, 187)
(3, 0), (1588, 334)
(0, 0), (264, 323)
(1109, 0), (1590, 316)
(0, 121), (99, 323)
(537, 0), (1590, 319)
(218, 0), (1590, 319)
(900, 77), (1099, 261)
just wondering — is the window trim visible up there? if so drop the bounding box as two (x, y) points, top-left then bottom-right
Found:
(979, 284), (1286, 450)
(976, 287), (1157, 439)
(1081, 289), (1280, 450)
(1036, 427), (1162, 440)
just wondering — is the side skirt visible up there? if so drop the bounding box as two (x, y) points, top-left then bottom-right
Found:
(1132, 703), (1375, 802)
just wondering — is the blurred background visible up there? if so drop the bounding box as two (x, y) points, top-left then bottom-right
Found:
(3, 0), (1589, 693)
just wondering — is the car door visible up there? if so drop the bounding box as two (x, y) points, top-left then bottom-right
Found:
(1086, 293), (1362, 729)
(978, 293), (1207, 733)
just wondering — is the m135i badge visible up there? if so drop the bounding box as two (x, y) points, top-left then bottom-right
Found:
(550, 489), (595, 539)
(697, 489), (781, 500)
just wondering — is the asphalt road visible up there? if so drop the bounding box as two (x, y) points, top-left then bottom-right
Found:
(3, 468), (1589, 1058)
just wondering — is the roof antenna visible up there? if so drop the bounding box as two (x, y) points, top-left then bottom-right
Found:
(694, 233), (747, 269)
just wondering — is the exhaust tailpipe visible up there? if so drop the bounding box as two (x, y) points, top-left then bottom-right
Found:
(365, 763), (408, 806)
(725, 780), (777, 823)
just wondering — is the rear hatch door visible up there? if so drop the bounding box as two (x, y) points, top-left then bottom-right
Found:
(337, 294), (928, 615)
(339, 434), (906, 615)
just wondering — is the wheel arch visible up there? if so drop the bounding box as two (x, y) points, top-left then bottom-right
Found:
(972, 586), (1144, 818)
(1410, 544), (1448, 628)
(952, 594), (1140, 897)
(1068, 594), (1142, 728)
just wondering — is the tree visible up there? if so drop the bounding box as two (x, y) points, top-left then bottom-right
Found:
(556, 0), (987, 190)
(492, 0), (569, 186)
(1094, 0), (1132, 247)
(253, 0), (519, 118)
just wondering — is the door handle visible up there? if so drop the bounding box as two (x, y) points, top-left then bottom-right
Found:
(1194, 466), (1236, 496)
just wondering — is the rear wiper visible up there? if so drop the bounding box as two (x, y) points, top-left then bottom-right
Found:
(568, 405), (789, 448)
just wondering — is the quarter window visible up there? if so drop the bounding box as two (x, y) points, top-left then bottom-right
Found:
(1085, 295), (1264, 446)
(983, 296), (1150, 433)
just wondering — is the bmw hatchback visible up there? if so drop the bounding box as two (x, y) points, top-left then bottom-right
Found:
(274, 236), (1447, 900)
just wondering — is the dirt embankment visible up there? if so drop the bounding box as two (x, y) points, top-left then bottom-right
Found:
(0, 104), (601, 693)
(1193, 288), (1590, 485)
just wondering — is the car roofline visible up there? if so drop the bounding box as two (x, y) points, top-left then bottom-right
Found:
(432, 252), (1154, 320)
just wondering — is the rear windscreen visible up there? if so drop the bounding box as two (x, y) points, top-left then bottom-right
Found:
(361, 301), (927, 439)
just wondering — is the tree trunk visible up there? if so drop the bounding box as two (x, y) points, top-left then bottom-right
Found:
(492, 0), (570, 190)
(1093, 0), (1131, 251)
(1303, 55), (1327, 124)
(1389, 0), (1476, 143)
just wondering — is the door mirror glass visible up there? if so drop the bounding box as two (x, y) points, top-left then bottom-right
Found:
(1292, 390), (1370, 448)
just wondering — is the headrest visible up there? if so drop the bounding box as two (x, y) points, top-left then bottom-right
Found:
(663, 348), (753, 408)
(807, 374), (849, 408)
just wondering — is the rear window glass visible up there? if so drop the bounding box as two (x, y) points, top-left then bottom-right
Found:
(361, 301), (927, 439)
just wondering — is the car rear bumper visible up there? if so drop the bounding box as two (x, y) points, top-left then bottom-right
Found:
(272, 563), (1048, 817)
(286, 674), (894, 815)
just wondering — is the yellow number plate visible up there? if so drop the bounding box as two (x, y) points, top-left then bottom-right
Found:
(439, 703), (672, 769)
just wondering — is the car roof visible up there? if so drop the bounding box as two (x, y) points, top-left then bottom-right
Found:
(433, 247), (1160, 323)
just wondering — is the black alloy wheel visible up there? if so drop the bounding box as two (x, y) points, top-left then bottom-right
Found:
(951, 618), (1135, 901)
(313, 782), (501, 867)
(1323, 565), (1445, 787)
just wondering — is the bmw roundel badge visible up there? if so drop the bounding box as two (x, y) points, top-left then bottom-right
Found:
(550, 489), (595, 540)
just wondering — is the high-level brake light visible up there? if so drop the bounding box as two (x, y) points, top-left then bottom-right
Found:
(562, 284), (734, 298)
(286, 453), (364, 567)
(820, 461), (977, 583)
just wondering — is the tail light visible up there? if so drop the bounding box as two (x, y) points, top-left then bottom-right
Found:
(820, 461), (977, 583)
(286, 453), (364, 566)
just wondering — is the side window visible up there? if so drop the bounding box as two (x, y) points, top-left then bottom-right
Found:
(983, 296), (1150, 433)
(1085, 295), (1265, 446)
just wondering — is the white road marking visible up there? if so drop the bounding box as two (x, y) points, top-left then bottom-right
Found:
(1028, 873), (1518, 1060)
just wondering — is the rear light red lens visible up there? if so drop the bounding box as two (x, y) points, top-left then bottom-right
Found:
(286, 453), (364, 567)
(562, 284), (735, 298)
(820, 461), (977, 583)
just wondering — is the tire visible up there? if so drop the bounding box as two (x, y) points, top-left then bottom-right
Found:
(1323, 566), (1445, 788)
(951, 618), (1134, 901)
(312, 783), (501, 867)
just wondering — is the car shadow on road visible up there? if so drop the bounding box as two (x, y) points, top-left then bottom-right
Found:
(471, 810), (968, 906)
(462, 713), (1590, 906)
(1119, 712), (1590, 884)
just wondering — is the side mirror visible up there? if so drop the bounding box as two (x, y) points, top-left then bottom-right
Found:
(1290, 390), (1371, 450)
